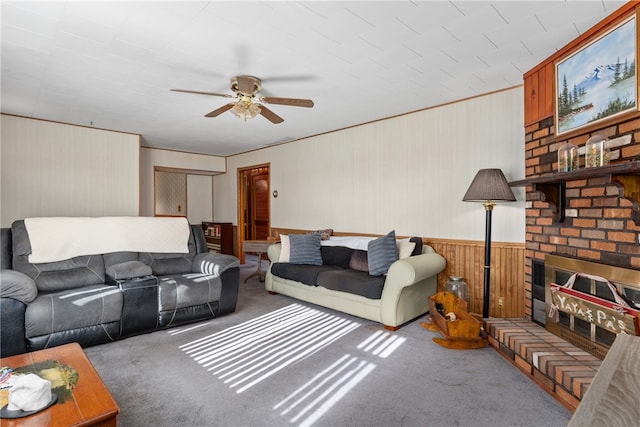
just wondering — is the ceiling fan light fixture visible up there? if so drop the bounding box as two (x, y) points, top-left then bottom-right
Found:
(230, 99), (261, 122)
(172, 74), (312, 123)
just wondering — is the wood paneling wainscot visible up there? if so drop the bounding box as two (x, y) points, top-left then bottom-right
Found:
(426, 238), (525, 318)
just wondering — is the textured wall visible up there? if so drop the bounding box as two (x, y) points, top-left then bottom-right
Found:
(187, 174), (213, 224)
(1, 115), (139, 227)
(154, 171), (186, 216)
(139, 147), (225, 217)
(214, 87), (526, 243)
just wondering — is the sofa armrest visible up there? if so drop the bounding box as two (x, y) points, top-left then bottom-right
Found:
(0, 297), (27, 357)
(385, 252), (446, 289)
(267, 243), (281, 263)
(0, 269), (38, 304)
(192, 253), (239, 276)
(379, 251), (446, 326)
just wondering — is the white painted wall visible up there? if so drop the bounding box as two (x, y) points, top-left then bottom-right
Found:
(1, 115), (140, 227)
(213, 87), (526, 243)
(187, 174), (213, 224)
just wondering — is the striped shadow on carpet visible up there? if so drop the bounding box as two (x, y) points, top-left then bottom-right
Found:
(176, 303), (407, 427)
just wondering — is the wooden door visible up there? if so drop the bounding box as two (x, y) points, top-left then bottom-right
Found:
(237, 164), (270, 262)
(251, 173), (269, 240)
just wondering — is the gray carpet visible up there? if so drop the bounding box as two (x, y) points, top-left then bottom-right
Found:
(85, 256), (571, 427)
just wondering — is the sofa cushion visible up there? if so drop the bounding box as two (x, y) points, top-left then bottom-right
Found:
(20, 256), (106, 293)
(11, 220), (106, 292)
(139, 226), (198, 275)
(321, 246), (353, 269)
(25, 284), (123, 338)
(140, 252), (193, 276)
(349, 250), (369, 272)
(289, 233), (322, 265)
(270, 263), (333, 286)
(158, 273), (222, 312)
(316, 269), (386, 299)
(367, 230), (398, 276)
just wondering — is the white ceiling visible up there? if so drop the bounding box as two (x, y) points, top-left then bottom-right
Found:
(0, 1), (627, 156)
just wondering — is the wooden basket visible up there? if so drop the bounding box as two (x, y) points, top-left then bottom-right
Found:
(422, 291), (487, 349)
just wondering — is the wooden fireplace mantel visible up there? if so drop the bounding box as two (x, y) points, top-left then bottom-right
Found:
(509, 161), (640, 224)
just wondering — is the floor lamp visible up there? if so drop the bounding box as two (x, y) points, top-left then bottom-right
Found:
(463, 169), (516, 318)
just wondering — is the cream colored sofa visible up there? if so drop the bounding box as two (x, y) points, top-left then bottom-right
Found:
(265, 241), (446, 330)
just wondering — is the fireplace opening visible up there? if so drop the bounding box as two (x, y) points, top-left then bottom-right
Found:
(545, 254), (640, 359)
(531, 260), (546, 326)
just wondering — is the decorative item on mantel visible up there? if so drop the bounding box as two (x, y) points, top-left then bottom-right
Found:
(557, 141), (579, 172)
(585, 135), (609, 168)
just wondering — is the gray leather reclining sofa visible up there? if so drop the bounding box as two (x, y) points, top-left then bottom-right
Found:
(0, 219), (240, 357)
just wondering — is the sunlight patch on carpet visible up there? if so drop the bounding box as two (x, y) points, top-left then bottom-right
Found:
(179, 304), (360, 394)
(272, 329), (407, 426)
(274, 354), (376, 427)
(357, 330), (407, 358)
(166, 321), (214, 335)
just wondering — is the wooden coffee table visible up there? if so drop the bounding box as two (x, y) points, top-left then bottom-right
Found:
(0, 342), (119, 426)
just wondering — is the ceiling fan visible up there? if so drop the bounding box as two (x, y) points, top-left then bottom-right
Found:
(171, 75), (314, 123)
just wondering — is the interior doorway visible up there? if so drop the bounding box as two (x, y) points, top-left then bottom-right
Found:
(237, 164), (270, 263)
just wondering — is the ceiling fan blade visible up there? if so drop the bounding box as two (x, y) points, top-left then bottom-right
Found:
(171, 89), (233, 98)
(259, 105), (284, 124)
(236, 76), (257, 94)
(261, 97), (314, 108)
(205, 103), (235, 117)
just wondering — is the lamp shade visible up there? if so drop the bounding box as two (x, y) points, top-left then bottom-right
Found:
(462, 168), (516, 202)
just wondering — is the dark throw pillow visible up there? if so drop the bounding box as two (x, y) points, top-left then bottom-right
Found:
(321, 246), (353, 269)
(409, 236), (423, 256)
(349, 250), (369, 272)
(289, 233), (322, 265)
(367, 230), (398, 276)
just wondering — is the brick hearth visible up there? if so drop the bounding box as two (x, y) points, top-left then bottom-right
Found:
(485, 318), (601, 412)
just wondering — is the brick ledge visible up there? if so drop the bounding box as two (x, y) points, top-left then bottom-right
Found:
(484, 318), (601, 412)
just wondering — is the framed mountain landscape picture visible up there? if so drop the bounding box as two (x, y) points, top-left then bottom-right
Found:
(555, 13), (637, 135)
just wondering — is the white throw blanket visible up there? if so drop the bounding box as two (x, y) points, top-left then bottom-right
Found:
(25, 216), (191, 263)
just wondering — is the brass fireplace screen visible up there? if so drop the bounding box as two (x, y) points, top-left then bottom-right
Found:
(545, 254), (640, 359)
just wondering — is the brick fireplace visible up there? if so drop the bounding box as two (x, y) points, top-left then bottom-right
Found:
(486, 4), (640, 410)
(518, 4), (640, 334)
(518, 114), (640, 331)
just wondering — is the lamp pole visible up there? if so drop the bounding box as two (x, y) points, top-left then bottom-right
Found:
(462, 168), (516, 320)
(482, 201), (495, 319)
